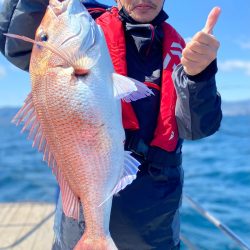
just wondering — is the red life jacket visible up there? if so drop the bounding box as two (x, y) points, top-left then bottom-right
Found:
(96, 8), (185, 152)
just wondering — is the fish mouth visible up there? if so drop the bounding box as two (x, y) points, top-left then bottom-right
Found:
(49, 0), (70, 16)
(4, 0), (99, 76)
(49, 0), (88, 17)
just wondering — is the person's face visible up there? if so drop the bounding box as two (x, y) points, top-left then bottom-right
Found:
(117, 0), (164, 23)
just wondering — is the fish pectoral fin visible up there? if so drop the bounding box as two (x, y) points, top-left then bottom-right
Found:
(112, 73), (154, 102)
(73, 41), (101, 74)
(98, 151), (140, 207)
(73, 53), (98, 74)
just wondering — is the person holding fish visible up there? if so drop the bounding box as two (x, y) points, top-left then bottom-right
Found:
(0, 0), (222, 249)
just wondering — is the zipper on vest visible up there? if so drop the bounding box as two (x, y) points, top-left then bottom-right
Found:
(146, 24), (155, 56)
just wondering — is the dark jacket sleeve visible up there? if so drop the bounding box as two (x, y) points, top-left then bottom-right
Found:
(0, 0), (49, 71)
(173, 60), (222, 140)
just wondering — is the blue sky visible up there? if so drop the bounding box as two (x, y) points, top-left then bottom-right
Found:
(0, 0), (249, 107)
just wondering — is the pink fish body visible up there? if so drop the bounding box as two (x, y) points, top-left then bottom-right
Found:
(7, 0), (153, 249)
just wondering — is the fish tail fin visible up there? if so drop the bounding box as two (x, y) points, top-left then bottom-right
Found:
(74, 235), (118, 250)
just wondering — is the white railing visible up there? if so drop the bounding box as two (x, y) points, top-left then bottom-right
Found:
(182, 194), (250, 250)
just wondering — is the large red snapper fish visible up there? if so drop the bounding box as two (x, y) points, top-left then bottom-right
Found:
(5, 0), (153, 249)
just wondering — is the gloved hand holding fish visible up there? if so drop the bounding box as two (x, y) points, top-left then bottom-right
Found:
(4, 0), (153, 249)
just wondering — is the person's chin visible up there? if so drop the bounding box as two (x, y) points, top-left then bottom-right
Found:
(132, 12), (154, 23)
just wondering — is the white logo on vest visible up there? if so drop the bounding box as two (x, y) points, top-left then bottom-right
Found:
(163, 42), (183, 71)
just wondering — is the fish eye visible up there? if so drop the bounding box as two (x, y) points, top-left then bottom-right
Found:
(40, 33), (48, 42)
(37, 28), (48, 42)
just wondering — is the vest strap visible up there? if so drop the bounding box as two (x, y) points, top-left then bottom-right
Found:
(144, 81), (161, 91)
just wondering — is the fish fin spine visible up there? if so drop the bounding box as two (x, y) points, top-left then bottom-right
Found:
(13, 92), (80, 219)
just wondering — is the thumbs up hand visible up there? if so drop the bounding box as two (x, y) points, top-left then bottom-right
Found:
(181, 7), (221, 76)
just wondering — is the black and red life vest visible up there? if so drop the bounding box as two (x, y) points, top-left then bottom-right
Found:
(96, 8), (185, 152)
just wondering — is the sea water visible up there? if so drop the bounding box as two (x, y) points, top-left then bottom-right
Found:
(0, 108), (249, 249)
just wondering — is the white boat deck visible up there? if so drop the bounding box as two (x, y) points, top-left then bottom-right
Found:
(0, 203), (55, 250)
(1, 200), (248, 250)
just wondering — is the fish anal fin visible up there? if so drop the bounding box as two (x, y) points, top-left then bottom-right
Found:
(99, 151), (140, 207)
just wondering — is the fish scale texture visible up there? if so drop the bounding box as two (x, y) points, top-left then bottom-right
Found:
(30, 64), (125, 237)
(11, 0), (146, 248)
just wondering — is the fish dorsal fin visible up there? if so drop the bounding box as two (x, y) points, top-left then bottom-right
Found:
(13, 93), (80, 220)
(112, 73), (154, 102)
(99, 151), (140, 207)
(12, 93), (56, 168)
(57, 169), (80, 220)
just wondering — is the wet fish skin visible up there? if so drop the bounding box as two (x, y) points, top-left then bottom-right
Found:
(30, 1), (123, 248)
(7, 0), (153, 249)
